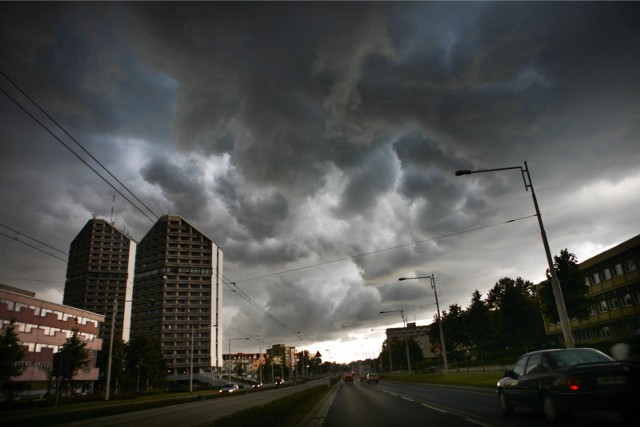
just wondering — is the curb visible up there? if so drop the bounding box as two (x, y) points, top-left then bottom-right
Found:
(296, 381), (341, 427)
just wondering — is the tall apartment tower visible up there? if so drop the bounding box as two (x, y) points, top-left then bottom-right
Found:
(130, 214), (223, 377)
(63, 216), (136, 341)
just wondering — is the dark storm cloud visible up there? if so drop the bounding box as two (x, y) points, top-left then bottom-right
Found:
(140, 156), (209, 220)
(1, 2), (640, 360)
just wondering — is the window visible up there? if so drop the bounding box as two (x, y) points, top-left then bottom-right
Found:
(602, 268), (611, 280)
(609, 296), (619, 309)
(512, 356), (528, 377)
(584, 278), (591, 287)
(591, 273), (600, 285)
(589, 305), (597, 316)
(622, 293), (632, 306)
(613, 263), (623, 276)
(525, 353), (549, 375)
(602, 326), (613, 338)
(626, 258), (637, 272)
(598, 300), (608, 313)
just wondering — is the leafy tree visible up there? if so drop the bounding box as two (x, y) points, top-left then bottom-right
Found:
(58, 328), (90, 394)
(465, 290), (492, 368)
(98, 336), (127, 393)
(127, 336), (165, 391)
(0, 320), (26, 398)
(441, 303), (468, 350)
(487, 277), (546, 352)
(539, 249), (590, 322)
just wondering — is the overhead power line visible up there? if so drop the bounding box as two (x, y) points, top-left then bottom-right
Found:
(0, 222), (68, 256)
(0, 230), (67, 263)
(232, 215), (537, 285)
(0, 70), (159, 224)
(221, 275), (302, 339)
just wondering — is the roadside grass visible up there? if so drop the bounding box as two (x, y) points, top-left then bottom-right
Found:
(384, 371), (503, 388)
(196, 385), (331, 427)
(3, 390), (223, 427)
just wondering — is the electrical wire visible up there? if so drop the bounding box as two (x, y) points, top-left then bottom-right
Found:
(0, 72), (158, 224)
(231, 215), (536, 284)
(0, 222), (68, 256)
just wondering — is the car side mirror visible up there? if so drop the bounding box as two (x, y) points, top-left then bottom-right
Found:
(504, 370), (516, 379)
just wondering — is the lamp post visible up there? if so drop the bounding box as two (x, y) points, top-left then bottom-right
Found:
(455, 162), (575, 348)
(228, 337), (249, 381)
(399, 275), (449, 373)
(189, 325), (195, 392)
(105, 298), (118, 401)
(380, 309), (412, 373)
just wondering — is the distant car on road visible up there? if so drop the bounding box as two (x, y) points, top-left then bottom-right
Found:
(497, 348), (640, 424)
(219, 383), (240, 394)
(366, 373), (380, 384)
(251, 382), (263, 388)
(344, 372), (353, 383)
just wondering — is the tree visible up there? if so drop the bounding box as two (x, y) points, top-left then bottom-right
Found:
(97, 336), (127, 393)
(539, 249), (590, 323)
(487, 277), (546, 352)
(127, 336), (165, 391)
(465, 290), (492, 368)
(57, 328), (90, 394)
(0, 320), (26, 399)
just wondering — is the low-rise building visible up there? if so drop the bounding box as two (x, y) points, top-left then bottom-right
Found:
(540, 234), (640, 349)
(0, 284), (104, 396)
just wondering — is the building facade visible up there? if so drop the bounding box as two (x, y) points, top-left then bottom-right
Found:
(0, 284), (104, 396)
(386, 322), (434, 360)
(130, 215), (223, 377)
(222, 352), (264, 377)
(63, 217), (136, 341)
(541, 234), (640, 348)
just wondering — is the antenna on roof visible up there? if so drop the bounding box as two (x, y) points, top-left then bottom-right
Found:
(110, 194), (116, 225)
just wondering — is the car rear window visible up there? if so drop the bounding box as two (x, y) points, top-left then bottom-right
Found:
(547, 349), (613, 369)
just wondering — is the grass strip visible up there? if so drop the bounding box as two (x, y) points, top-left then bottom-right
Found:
(198, 385), (330, 427)
(4, 392), (220, 427)
(384, 371), (503, 387)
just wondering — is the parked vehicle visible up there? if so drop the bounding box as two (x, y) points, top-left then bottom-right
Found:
(219, 383), (240, 394)
(366, 372), (380, 384)
(497, 348), (640, 424)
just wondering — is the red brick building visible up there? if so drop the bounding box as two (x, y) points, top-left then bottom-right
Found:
(0, 284), (104, 396)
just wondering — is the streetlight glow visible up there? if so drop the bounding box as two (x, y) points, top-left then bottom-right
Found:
(455, 161), (575, 348)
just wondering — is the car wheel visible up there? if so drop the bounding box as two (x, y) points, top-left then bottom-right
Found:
(543, 395), (568, 424)
(498, 390), (514, 416)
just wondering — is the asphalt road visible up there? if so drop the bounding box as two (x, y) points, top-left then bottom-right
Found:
(321, 380), (630, 427)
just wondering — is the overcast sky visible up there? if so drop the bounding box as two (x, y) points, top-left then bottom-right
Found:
(1, 2), (639, 364)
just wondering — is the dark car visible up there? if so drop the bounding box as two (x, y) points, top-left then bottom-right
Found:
(366, 372), (380, 384)
(344, 372), (353, 383)
(496, 348), (639, 424)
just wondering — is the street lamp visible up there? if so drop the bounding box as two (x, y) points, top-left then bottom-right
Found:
(399, 275), (448, 373)
(228, 337), (249, 381)
(455, 162), (575, 348)
(380, 309), (412, 373)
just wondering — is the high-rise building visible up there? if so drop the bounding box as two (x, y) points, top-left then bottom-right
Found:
(130, 214), (223, 377)
(63, 217), (136, 341)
